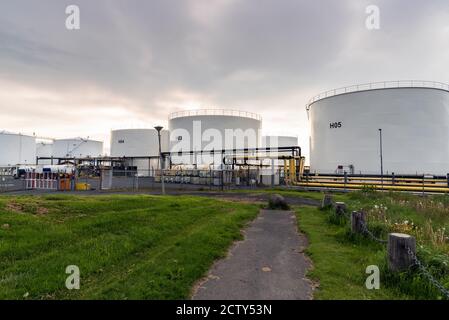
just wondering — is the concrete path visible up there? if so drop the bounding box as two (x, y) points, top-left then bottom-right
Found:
(192, 209), (313, 300)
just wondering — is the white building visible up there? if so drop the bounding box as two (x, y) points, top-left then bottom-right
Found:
(110, 129), (169, 175)
(261, 136), (298, 148)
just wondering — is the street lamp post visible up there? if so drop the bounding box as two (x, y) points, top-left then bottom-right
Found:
(154, 126), (165, 195)
(379, 128), (383, 189)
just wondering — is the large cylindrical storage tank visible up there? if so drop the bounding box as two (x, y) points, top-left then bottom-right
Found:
(168, 109), (262, 166)
(53, 138), (103, 158)
(307, 81), (449, 175)
(110, 129), (169, 175)
(0, 131), (36, 166)
(36, 141), (54, 165)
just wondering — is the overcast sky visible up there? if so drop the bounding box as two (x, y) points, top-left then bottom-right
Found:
(1, 0), (448, 156)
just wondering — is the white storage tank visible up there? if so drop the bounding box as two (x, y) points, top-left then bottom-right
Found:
(262, 136), (298, 148)
(110, 129), (169, 175)
(307, 81), (449, 175)
(0, 131), (36, 166)
(36, 141), (54, 165)
(168, 109), (262, 165)
(53, 138), (103, 158)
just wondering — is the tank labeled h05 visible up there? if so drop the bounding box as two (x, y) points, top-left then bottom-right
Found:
(307, 81), (449, 175)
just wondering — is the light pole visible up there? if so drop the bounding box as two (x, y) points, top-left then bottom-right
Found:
(154, 126), (165, 195)
(379, 128), (383, 189)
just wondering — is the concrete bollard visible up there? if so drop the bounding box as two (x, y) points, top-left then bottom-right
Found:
(387, 233), (416, 272)
(351, 211), (366, 234)
(321, 194), (334, 209)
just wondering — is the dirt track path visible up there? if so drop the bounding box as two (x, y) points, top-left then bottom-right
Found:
(192, 209), (313, 300)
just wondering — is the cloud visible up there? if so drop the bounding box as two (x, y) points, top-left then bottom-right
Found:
(0, 0), (448, 158)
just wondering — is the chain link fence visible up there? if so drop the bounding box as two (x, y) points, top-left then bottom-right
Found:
(405, 245), (449, 299)
(360, 223), (388, 244)
(355, 211), (449, 299)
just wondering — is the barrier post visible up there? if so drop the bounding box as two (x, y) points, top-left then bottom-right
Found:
(344, 171), (348, 192)
(335, 202), (347, 218)
(321, 194), (334, 209)
(387, 233), (416, 272)
(351, 211), (366, 234)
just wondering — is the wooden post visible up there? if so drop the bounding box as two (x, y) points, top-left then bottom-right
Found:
(351, 211), (366, 234)
(321, 194), (334, 209)
(335, 202), (347, 218)
(387, 233), (416, 272)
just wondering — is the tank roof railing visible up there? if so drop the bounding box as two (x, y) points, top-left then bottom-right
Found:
(169, 109), (262, 121)
(306, 80), (449, 110)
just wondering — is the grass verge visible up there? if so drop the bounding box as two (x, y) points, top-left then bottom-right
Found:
(0, 194), (259, 299)
(296, 205), (406, 299)
(296, 200), (449, 299)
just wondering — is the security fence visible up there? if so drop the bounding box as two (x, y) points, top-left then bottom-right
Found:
(0, 167), (285, 193)
(0, 175), (25, 192)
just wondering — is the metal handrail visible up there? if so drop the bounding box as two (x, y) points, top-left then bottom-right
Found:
(168, 109), (262, 121)
(306, 80), (449, 110)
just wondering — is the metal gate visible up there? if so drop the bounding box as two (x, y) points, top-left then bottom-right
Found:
(25, 172), (58, 190)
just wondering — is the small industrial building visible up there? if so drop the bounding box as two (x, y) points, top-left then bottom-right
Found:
(262, 136), (298, 148)
(110, 128), (169, 176)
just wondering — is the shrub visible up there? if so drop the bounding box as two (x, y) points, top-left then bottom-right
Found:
(267, 194), (290, 210)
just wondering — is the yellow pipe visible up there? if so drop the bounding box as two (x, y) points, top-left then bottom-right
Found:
(284, 160), (289, 185)
(304, 176), (446, 182)
(289, 158), (296, 182)
(296, 182), (449, 193)
(300, 180), (447, 187)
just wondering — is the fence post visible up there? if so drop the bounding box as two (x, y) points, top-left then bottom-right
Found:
(344, 171), (348, 192)
(387, 233), (416, 272)
(321, 194), (334, 209)
(351, 211), (366, 233)
(335, 202), (347, 218)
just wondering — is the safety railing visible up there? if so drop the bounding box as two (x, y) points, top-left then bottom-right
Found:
(299, 174), (449, 193)
(169, 109), (262, 121)
(306, 80), (449, 110)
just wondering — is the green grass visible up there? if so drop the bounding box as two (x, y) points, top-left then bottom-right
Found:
(3, 189), (448, 300)
(227, 188), (449, 299)
(0, 195), (259, 299)
(296, 206), (406, 299)
(342, 191), (449, 254)
(294, 192), (449, 300)
(226, 187), (348, 202)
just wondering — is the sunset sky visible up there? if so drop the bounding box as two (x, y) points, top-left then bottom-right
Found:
(1, 0), (448, 156)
